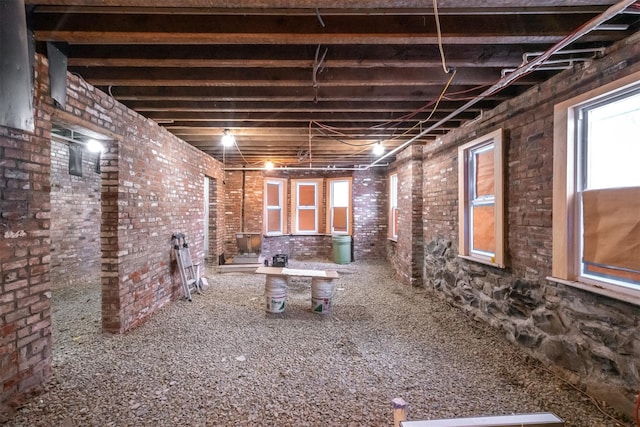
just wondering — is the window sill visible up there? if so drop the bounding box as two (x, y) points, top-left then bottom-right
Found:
(546, 276), (640, 307)
(388, 237), (397, 243)
(457, 254), (505, 269)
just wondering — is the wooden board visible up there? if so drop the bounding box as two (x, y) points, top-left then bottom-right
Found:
(255, 266), (339, 279)
(216, 263), (263, 273)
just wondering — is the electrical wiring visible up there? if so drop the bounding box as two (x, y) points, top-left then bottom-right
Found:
(369, 68), (458, 140)
(313, 126), (380, 147)
(70, 72), (116, 110)
(433, 0), (450, 74)
(227, 135), (249, 165)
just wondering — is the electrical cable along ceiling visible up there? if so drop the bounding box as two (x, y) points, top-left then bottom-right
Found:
(25, 0), (640, 169)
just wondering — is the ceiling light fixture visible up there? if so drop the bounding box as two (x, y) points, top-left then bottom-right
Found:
(221, 129), (235, 147)
(373, 142), (385, 156)
(86, 139), (104, 153)
(265, 161), (274, 170)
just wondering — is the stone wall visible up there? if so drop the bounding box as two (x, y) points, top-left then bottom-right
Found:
(223, 168), (387, 262)
(417, 32), (640, 417)
(50, 139), (101, 288)
(1, 53), (226, 413)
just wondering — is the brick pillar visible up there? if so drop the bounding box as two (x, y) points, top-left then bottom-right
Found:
(100, 141), (122, 333)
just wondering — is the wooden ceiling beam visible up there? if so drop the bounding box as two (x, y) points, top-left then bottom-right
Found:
(163, 119), (466, 127)
(24, 1), (620, 9)
(72, 66), (543, 86)
(146, 110), (478, 122)
(33, 13), (615, 45)
(107, 85), (519, 101)
(122, 100), (485, 113)
(30, 5), (609, 16)
(64, 44), (536, 68)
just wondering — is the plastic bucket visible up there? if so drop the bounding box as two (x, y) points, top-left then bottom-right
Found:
(265, 275), (288, 313)
(332, 235), (351, 264)
(311, 277), (335, 314)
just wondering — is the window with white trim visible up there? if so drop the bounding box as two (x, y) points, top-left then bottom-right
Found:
(552, 72), (640, 304)
(291, 179), (322, 234)
(327, 178), (352, 235)
(389, 173), (399, 240)
(458, 129), (505, 267)
(264, 178), (286, 235)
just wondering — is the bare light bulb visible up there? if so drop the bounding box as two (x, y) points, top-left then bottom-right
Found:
(86, 139), (104, 153)
(221, 129), (235, 147)
(373, 142), (384, 156)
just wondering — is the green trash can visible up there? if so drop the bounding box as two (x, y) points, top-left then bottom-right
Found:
(332, 235), (352, 264)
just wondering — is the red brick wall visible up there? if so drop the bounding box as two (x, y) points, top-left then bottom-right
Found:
(224, 168), (387, 262)
(223, 170), (263, 258)
(0, 56), (53, 413)
(387, 145), (424, 285)
(1, 54), (226, 411)
(352, 168), (387, 260)
(50, 139), (101, 288)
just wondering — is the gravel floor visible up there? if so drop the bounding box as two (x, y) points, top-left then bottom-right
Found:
(5, 260), (631, 426)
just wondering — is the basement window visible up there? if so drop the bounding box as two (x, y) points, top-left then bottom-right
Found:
(388, 173), (399, 241)
(291, 179), (323, 234)
(264, 178), (286, 235)
(458, 129), (505, 268)
(327, 178), (352, 235)
(552, 71), (640, 305)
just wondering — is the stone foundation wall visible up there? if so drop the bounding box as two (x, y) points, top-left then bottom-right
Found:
(418, 33), (640, 418)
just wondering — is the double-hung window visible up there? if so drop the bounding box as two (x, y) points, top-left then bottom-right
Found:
(327, 178), (352, 235)
(264, 178), (286, 235)
(458, 129), (505, 267)
(389, 173), (399, 240)
(292, 179), (322, 234)
(553, 72), (640, 304)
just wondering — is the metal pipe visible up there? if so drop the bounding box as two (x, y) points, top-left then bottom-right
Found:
(367, 0), (637, 169)
(522, 47), (606, 63)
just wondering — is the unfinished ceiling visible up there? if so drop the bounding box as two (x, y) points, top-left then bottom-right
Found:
(25, 0), (640, 168)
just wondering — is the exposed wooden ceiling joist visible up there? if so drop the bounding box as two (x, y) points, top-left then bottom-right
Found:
(26, 0), (640, 167)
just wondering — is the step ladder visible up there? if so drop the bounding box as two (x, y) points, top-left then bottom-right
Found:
(171, 233), (203, 301)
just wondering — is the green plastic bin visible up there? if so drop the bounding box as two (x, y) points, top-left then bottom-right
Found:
(332, 235), (352, 264)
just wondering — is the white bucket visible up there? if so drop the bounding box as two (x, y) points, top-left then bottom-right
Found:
(265, 275), (288, 313)
(311, 277), (335, 314)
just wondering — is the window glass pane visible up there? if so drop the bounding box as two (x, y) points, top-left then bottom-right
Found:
(298, 209), (315, 231)
(391, 175), (398, 207)
(332, 181), (349, 207)
(298, 184), (316, 206)
(267, 209), (281, 233)
(474, 147), (495, 197)
(585, 263), (640, 283)
(472, 204), (495, 254)
(580, 90), (640, 287)
(393, 208), (399, 237)
(332, 207), (348, 232)
(585, 91), (640, 190)
(266, 182), (280, 207)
